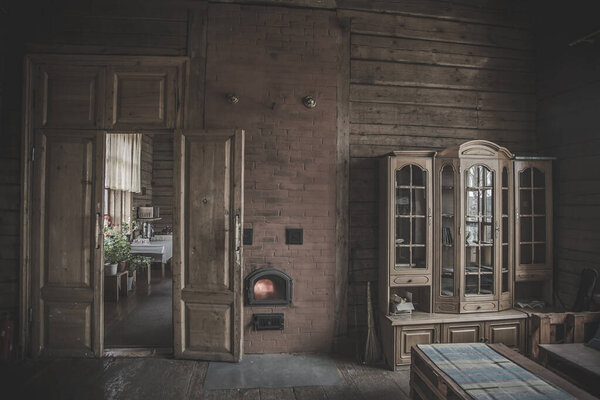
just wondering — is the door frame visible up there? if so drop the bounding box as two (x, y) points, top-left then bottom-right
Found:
(20, 54), (188, 358)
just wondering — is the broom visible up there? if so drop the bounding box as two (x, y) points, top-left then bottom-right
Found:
(364, 281), (382, 364)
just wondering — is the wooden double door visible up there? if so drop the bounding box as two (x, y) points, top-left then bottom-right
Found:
(26, 55), (244, 361)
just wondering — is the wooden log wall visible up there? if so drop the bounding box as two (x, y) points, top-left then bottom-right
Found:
(132, 134), (154, 213)
(535, 2), (600, 308)
(337, 0), (537, 344)
(151, 136), (174, 232)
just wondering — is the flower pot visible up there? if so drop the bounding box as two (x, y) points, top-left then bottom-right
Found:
(127, 276), (134, 291)
(105, 263), (118, 275)
(118, 261), (127, 272)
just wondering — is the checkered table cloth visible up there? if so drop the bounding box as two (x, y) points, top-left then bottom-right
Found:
(418, 343), (576, 400)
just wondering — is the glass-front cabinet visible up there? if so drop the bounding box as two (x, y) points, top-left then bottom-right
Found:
(434, 141), (513, 313)
(513, 158), (553, 303)
(379, 151), (434, 315)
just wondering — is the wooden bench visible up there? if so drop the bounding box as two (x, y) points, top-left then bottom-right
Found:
(410, 343), (597, 400)
(528, 310), (600, 360)
(104, 271), (129, 302)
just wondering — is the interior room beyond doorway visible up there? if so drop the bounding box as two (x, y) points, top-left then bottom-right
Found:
(102, 132), (174, 349)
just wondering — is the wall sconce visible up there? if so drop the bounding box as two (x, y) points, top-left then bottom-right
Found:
(302, 95), (316, 109)
(226, 93), (239, 104)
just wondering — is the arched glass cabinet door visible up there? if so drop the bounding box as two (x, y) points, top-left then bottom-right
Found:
(464, 165), (495, 297)
(394, 164), (429, 271)
(514, 160), (553, 280)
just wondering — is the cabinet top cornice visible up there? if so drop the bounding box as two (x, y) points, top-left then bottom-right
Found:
(438, 140), (514, 160)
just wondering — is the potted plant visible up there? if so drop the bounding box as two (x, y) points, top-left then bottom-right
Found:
(104, 225), (131, 275)
(126, 254), (151, 291)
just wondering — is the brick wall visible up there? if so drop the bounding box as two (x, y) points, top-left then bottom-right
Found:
(204, 4), (340, 353)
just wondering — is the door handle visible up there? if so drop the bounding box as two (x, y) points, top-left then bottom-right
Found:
(234, 214), (241, 266)
(95, 212), (102, 249)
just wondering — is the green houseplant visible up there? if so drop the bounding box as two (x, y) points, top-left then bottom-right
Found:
(126, 254), (152, 291)
(104, 225), (131, 275)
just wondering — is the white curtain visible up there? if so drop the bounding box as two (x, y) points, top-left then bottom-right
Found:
(105, 133), (142, 193)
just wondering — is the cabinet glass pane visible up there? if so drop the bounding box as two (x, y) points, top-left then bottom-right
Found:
(413, 218), (426, 244)
(502, 245), (508, 270)
(412, 189), (426, 215)
(533, 168), (545, 187)
(481, 274), (493, 294)
(534, 216), (546, 241)
(502, 189), (508, 215)
(534, 189), (546, 214)
(520, 168), (531, 187)
(396, 217), (410, 244)
(482, 217), (493, 244)
(520, 190), (532, 215)
(464, 165), (494, 296)
(466, 219), (478, 244)
(395, 246), (410, 267)
(412, 165), (425, 187)
(441, 165), (455, 296)
(466, 275), (478, 295)
(502, 218), (508, 244)
(467, 191), (478, 217)
(502, 168), (508, 188)
(396, 189), (410, 216)
(396, 166), (410, 186)
(520, 217), (532, 242)
(502, 271), (509, 293)
(394, 164), (428, 270)
(466, 247), (479, 272)
(483, 190), (493, 216)
(520, 244), (532, 264)
(413, 247), (426, 268)
(441, 277), (454, 296)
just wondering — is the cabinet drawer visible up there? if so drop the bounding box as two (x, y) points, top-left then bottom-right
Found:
(461, 301), (497, 313)
(391, 275), (430, 286)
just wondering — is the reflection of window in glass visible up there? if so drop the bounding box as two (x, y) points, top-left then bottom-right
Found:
(464, 165), (494, 296)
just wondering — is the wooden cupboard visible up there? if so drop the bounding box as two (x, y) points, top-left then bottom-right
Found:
(513, 158), (554, 304)
(379, 141), (551, 369)
(381, 310), (526, 369)
(379, 151), (435, 317)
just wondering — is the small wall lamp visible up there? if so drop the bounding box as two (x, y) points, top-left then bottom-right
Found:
(226, 93), (239, 104)
(302, 95), (316, 109)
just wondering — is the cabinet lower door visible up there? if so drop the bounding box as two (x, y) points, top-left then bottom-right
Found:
(396, 325), (438, 366)
(485, 320), (524, 351)
(442, 322), (484, 344)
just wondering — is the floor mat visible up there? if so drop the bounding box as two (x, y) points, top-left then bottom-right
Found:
(105, 277), (172, 347)
(203, 354), (342, 390)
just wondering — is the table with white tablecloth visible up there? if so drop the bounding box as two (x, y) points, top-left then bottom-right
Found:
(130, 235), (172, 279)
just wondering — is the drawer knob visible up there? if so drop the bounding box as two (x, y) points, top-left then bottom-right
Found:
(476, 306), (481, 310)
(407, 279), (412, 283)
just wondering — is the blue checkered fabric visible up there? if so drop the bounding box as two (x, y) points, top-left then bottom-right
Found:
(418, 343), (576, 400)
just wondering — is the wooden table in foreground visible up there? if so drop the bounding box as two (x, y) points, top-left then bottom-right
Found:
(410, 343), (598, 400)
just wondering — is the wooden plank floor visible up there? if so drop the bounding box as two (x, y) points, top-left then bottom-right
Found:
(2, 355), (411, 400)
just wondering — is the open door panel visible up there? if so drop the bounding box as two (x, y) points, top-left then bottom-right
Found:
(31, 130), (105, 357)
(173, 129), (244, 361)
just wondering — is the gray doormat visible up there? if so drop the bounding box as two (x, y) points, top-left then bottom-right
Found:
(203, 354), (342, 390)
